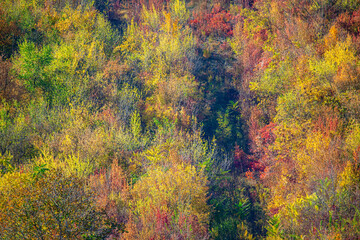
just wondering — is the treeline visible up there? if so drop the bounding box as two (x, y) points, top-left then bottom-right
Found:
(1, 0), (360, 239)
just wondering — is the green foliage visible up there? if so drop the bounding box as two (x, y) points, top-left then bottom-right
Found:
(2, 0), (38, 40)
(0, 152), (14, 175)
(215, 101), (243, 150)
(266, 215), (283, 239)
(275, 90), (317, 124)
(35, 151), (94, 179)
(31, 163), (49, 180)
(336, 0), (360, 11)
(14, 40), (54, 101)
(111, 83), (141, 125)
(209, 180), (267, 240)
(251, 59), (294, 95)
(238, 198), (251, 220)
(0, 101), (36, 164)
(130, 110), (142, 139)
(4, 0), (360, 239)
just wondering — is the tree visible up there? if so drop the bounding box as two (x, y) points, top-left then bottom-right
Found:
(0, 168), (114, 239)
(124, 163), (210, 239)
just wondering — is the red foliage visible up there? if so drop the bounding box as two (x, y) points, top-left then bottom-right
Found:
(313, 116), (339, 136)
(269, 206), (279, 217)
(313, 107), (340, 138)
(337, 7), (360, 35)
(259, 122), (276, 145)
(234, 144), (249, 171)
(247, 160), (265, 172)
(248, 107), (262, 149)
(245, 170), (254, 179)
(337, 7), (360, 51)
(147, 207), (207, 240)
(239, 28), (268, 77)
(1, 56), (28, 103)
(234, 144), (265, 173)
(96, 107), (117, 126)
(352, 146), (360, 177)
(189, 4), (236, 38)
(155, 208), (170, 233)
(88, 160), (129, 237)
(242, 122), (277, 179)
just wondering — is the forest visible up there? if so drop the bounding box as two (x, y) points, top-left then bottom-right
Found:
(1, 0), (360, 239)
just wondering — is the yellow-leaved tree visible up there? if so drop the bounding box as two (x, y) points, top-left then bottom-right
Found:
(124, 163), (209, 239)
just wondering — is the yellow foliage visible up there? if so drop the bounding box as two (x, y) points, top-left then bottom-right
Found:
(162, 11), (173, 34)
(55, 5), (97, 39)
(345, 123), (360, 152)
(115, 20), (140, 55)
(271, 122), (309, 156)
(229, 21), (244, 57)
(324, 36), (356, 73)
(129, 140), (181, 173)
(35, 150), (94, 179)
(310, 35), (356, 79)
(338, 161), (356, 190)
(334, 62), (360, 90)
(324, 25), (339, 50)
(296, 131), (331, 178)
(142, 6), (161, 31)
(0, 168), (103, 239)
(238, 222), (255, 240)
(125, 163), (209, 239)
(170, 0), (189, 24)
(118, 5), (196, 123)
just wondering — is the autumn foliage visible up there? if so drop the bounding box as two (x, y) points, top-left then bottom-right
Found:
(2, 0), (360, 239)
